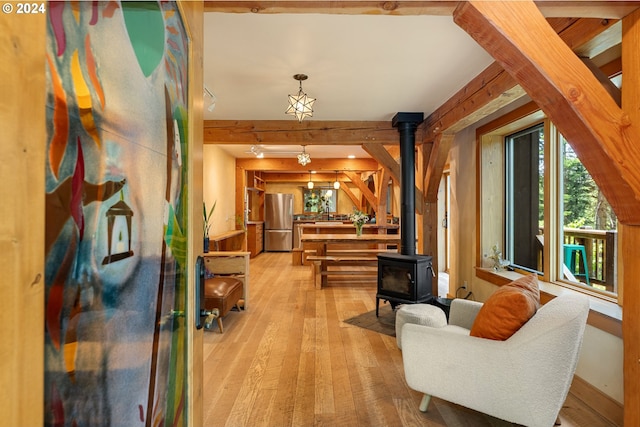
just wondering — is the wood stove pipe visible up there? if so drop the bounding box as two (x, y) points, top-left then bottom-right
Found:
(392, 112), (424, 256)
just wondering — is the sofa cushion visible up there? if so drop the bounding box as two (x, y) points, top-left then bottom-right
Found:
(469, 274), (540, 340)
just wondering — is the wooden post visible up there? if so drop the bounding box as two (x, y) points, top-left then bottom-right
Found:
(1, 10), (45, 427)
(622, 8), (640, 426)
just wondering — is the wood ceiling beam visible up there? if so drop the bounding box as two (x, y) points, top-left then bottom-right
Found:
(235, 157), (379, 171)
(262, 172), (350, 183)
(424, 133), (455, 202)
(362, 143), (400, 181)
(204, 1), (640, 19)
(204, 120), (398, 145)
(453, 2), (640, 223)
(340, 183), (362, 210)
(423, 17), (620, 139)
(343, 171), (378, 210)
(362, 142), (425, 215)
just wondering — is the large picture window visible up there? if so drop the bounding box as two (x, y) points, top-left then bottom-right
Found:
(479, 105), (618, 300)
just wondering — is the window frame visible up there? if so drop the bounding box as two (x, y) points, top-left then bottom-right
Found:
(476, 102), (620, 306)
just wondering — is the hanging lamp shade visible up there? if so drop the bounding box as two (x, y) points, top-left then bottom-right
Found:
(297, 146), (311, 166)
(307, 171), (314, 189)
(286, 74), (315, 122)
(333, 171), (340, 189)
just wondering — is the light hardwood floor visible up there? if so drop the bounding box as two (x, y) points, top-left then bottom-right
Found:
(202, 252), (617, 427)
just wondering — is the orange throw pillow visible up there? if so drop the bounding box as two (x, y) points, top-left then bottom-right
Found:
(469, 274), (540, 341)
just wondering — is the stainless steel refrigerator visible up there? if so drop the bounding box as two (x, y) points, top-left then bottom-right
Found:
(264, 193), (294, 251)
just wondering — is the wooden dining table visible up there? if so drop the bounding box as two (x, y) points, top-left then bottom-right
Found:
(301, 233), (402, 288)
(300, 233), (401, 255)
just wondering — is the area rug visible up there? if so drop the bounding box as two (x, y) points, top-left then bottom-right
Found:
(343, 304), (396, 337)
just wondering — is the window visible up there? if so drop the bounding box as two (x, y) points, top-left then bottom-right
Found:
(479, 104), (618, 300)
(303, 187), (337, 214)
(560, 134), (618, 295)
(505, 124), (545, 274)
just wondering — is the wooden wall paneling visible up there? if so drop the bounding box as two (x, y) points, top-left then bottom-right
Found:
(0, 11), (45, 427)
(478, 135), (504, 269)
(453, 0), (640, 224)
(622, 7), (640, 426)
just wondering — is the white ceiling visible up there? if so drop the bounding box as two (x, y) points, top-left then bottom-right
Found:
(203, 12), (495, 159)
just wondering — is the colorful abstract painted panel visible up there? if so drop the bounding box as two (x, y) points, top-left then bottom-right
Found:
(44, 2), (190, 425)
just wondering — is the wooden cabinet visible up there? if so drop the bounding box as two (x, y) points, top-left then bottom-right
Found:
(247, 222), (264, 258)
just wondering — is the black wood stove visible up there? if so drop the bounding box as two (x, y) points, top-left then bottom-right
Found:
(376, 112), (435, 316)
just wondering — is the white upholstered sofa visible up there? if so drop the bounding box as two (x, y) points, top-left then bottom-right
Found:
(401, 292), (590, 427)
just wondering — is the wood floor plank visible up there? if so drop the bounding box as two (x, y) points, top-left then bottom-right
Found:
(202, 252), (618, 427)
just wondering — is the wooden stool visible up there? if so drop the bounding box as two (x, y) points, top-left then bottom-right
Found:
(204, 277), (243, 333)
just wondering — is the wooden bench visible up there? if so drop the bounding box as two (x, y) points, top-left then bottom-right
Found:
(306, 255), (379, 289)
(297, 248), (397, 266)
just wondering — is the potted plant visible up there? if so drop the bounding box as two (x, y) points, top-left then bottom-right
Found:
(203, 200), (216, 252)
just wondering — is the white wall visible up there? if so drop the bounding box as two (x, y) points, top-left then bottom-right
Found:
(203, 145), (237, 236)
(449, 103), (624, 404)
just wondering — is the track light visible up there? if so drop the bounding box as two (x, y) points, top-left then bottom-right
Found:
(204, 86), (216, 112)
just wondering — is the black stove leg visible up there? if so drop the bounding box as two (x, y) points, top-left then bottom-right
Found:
(376, 298), (380, 317)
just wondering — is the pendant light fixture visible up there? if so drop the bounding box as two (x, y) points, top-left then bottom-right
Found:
(307, 171), (314, 189)
(286, 74), (315, 122)
(297, 145), (311, 166)
(333, 171), (340, 189)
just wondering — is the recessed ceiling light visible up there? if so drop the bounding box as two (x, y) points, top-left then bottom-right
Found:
(347, 154), (356, 159)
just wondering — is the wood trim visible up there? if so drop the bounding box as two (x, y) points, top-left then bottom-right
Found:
(570, 375), (623, 427)
(179, 1), (205, 426)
